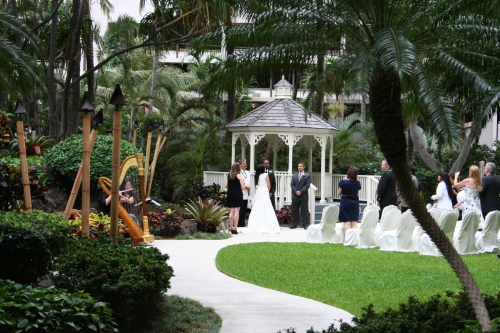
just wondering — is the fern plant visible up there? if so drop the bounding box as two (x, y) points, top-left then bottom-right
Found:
(184, 197), (229, 233)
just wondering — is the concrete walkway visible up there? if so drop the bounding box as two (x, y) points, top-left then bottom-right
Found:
(152, 228), (353, 333)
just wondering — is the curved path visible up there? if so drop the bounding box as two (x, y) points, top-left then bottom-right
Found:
(153, 228), (353, 333)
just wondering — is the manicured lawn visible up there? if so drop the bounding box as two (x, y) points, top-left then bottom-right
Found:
(216, 243), (500, 316)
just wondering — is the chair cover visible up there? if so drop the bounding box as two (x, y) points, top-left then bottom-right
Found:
(426, 203), (432, 211)
(344, 209), (379, 248)
(374, 206), (400, 247)
(412, 225), (425, 251)
(475, 211), (500, 253)
(453, 212), (480, 255)
(380, 210), (418, 252)
(364, 205), (380, 212)
(334, 223), (344, 244)
(306, 205), (339, 243)
(429, 208), (442, 222)
(419, 211), (458, 256)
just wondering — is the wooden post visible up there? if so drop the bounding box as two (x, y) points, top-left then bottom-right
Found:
(63, 130), (98, 219)
(146, 133), (162, 198)
(16, 121), (32, 212)
(132, 128), (137, 146)
(110, 109), (122, 244)
(81, 113), (91, 236)
(136, 154), (154, 242)
(144, 131), (152, 194)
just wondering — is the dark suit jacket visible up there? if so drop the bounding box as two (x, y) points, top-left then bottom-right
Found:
(479, 173), (500, 213)
(267, 170), (276, 195)
(291, 172), (311, 200)
(377, 170), (398, 207)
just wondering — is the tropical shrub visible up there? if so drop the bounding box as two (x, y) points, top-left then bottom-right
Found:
(68, 211), (130, 239)
(0, 210), (70, 284)
(0, 279), (118, 333)
(52, 237), (173, 330)
(189, 181), (227, 206)
(184, 197), (229, 233)
(0, 156), (47, 211)
(45, 134), (140, 189)
(147, 208), (182, 238)
(283, 291), (500, 333)
(9, 131), (53, 156)
(277, 206), (292, 225)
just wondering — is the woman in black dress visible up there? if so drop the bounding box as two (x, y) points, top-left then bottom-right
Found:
(225, 162), (245, 234)
(338, 166), (361, 235)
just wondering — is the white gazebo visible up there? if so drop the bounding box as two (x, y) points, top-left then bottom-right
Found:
(225, 77), (338, 206)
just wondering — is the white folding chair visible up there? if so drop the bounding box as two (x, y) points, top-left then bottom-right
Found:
(380, 210), (418, 252)
(419, 211), (458, 256)
(429, 208), (442, 222)
(412, 225), (425, 251)
(374, 206), (400, 247)
(475, 211), (500, 253)
(364, 205), (380, 212)
(453, 212), (480, 255)
(306, 205), (339, 243)
(426, 203), (432, 211)
(344, 209), (378, 248)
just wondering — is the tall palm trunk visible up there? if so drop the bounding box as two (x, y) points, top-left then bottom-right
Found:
(369, 69), (490, 331)
(225, 43), (236, 123)
(85, 0), (94, 100)
(314, 53), (325, 116)
(47, 0), (59, 140)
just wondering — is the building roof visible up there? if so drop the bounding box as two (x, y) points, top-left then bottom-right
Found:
(225, 98), (338, 130)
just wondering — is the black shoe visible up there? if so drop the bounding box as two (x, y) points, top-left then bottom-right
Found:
(289, 226), (297, 229)
(303, 226), (308, 230)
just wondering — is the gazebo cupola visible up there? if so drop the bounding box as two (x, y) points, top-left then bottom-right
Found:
(274, 76), (293, 99)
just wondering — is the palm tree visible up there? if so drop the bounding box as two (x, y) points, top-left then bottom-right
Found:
(203, 0), (500, 329)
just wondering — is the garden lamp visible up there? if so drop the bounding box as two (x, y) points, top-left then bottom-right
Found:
(109, 84), (125, 244)
(14, 100), (31, 213)
(79, 91), (95, 237)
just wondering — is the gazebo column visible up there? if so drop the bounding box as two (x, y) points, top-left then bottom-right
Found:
(240, 134), (248, 161)
(329, 135), (333, 173)
(315, 135), (327, 203)
(272, 135), (278, 171)
(231, 133), (238, 166)
(249, 133), (265, 173)
(308, 136), (313, 173)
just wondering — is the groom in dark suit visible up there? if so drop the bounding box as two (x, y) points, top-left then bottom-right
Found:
(290, 162), (311, 229)
(479, 162), (500, 219)
(264, 159), (277, 211)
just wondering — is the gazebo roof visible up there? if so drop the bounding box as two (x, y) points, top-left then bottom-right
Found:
(225, 98), (338, 131)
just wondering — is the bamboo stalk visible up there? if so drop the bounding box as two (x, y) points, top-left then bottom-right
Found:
(136, 154), (154, 242)
(146, 133), (162, 198)
(81, 113), (91, 236)
(17, 121), (32, 213)
(132, 129), (137, 146)
(144, 131), (152, 195)
(110, 108), (122, 244)
(63, 129), (98, 219)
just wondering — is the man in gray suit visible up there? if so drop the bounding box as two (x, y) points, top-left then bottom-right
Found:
(479, 162), (500, 219)
(290, 162), (311, 229)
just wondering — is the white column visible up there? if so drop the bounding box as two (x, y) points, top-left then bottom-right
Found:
(288, 138), (293, 174)
(315, 135), (327, 203)
(231, 133), (238, 166)
(329, 135), (333, 173)
(273, 135), (278, 171)
(250, 134), (255, 173)
(308, 136), (313, 173)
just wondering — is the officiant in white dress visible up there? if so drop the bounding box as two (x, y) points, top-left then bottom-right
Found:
(239, 164), (281, 234)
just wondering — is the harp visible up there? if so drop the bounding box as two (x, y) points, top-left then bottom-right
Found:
(98, 153), (154, 243)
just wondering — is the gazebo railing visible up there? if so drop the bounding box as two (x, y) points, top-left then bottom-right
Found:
(203, 171), (381, 208)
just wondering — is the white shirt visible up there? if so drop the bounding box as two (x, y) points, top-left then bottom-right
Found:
(431, 181), (453, 210)
(241, 169), (251, 200)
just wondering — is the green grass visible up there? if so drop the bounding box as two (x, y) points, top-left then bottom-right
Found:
(216, 243), (500, 316)
(126, 295), (221, 333)
(175, 232), (232, 240)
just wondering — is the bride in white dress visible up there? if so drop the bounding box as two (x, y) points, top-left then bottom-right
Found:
(240, 164), (281, 234)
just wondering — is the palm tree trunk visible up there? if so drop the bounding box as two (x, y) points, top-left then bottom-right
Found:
(47, 0), (59, 141)
(225, 44), (236, 123)
(450, 120), (481, 174)
(85, 0), (95, 100)
(314, 53), (325, 116)
(407, 127), (414, 164)
(369, 69), (491, 332)
(409, 122), (442, 171)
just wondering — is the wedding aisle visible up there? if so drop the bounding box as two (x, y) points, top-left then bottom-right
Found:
(152, 228), (353, 333)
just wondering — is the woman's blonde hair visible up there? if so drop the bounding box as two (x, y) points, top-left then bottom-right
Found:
(469, 165), (482, 191)
(229, 162), (241, 180)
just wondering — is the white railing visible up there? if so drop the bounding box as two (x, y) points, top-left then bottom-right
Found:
(203, 171), (381, 209)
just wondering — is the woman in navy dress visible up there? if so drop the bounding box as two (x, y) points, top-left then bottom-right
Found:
(338, 166), (361, 235)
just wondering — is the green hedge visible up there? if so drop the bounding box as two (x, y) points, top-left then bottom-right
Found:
(0, 279), (118, 333)
(0, 210), (70, 284)
(45, 134), (140, 187)
(52, 237), (173, 330)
